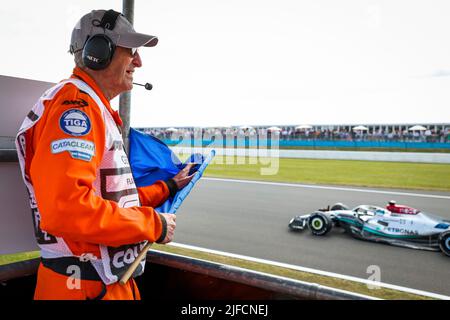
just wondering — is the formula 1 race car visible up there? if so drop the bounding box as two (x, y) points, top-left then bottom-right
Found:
(288, 201), (450, 257)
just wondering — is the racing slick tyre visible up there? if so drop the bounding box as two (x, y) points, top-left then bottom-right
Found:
(330, 203), (349, 211)
(438, 231), (450, 257)
(308, 212), (332, 236)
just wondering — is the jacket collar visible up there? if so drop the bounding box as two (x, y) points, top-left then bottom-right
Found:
(70, 67), (123, 127)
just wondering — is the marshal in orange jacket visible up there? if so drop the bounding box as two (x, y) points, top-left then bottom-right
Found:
(24, 67), (170, 262)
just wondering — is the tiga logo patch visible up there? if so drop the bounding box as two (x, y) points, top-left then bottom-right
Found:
(51, 138), (95, 161)
(62, 98), (88, 107)
(59, 109), (91, 136)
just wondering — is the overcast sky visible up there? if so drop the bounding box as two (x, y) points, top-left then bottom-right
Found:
(2, 0), (450, 127)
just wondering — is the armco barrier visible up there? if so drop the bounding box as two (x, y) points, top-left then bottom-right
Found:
(170, 146), (450, 164)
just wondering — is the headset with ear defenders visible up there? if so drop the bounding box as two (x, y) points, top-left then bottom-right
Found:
(82, 10), (122, 70)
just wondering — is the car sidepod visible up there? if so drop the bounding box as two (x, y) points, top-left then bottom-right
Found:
(353, 213), (446, 251)
(332, 212), (364, 236)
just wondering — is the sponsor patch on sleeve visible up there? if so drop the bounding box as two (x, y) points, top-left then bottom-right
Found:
(51, 139), (95, 161)
(59, 109), (91, 136)
(62, 98), (89, 107)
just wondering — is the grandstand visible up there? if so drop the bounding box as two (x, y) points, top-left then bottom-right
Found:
(135, 123), (450, 150)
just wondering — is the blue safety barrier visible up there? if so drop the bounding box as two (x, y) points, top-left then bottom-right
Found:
(159, 138), (450, 149)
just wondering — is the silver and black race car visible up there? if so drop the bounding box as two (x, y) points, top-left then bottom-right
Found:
(288, 201), (450, 257)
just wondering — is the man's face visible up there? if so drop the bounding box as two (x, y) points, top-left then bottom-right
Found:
(103, 46), (142, 96)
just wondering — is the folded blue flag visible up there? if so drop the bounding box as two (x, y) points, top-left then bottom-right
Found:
(129, 128), (215, 214)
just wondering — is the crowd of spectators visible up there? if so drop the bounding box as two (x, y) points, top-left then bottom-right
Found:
(279, 127), (450, 143)
(139, 125), (450, 143)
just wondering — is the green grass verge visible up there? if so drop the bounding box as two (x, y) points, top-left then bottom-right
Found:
(1, 248), (435, 300)
(203, 157), (450, 192)
(0, 251), (40, 266)
(152, 244), (434, 300)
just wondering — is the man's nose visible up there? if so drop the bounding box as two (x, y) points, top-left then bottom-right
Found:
(133, 51), (142, 68)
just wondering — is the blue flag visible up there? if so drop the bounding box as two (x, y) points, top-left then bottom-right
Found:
(129, 128), (215, 214)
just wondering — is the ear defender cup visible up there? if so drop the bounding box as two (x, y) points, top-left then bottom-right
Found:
(82, 34), (116, 70)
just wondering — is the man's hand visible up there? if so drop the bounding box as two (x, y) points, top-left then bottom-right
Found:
(172, 163), (196, 189)
(159, 213), (176, 244)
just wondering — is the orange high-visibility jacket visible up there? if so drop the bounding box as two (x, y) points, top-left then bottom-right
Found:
(16, 67), (169, 284)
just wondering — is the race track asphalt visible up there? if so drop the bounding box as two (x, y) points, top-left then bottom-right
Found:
(174, 178), (450, 296)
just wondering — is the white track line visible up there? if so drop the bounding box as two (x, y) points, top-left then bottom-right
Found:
(203, 177), (450, 200)
(168, 242), (450, 300)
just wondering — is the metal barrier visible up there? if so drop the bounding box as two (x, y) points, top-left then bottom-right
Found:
(170, 146), (450, 164)
(145, 250), (376, 300)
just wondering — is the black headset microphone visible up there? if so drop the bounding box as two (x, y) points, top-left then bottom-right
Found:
(133, 82), (153, 91)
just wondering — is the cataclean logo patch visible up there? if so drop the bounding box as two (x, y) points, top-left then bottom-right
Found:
(59, 109), (91, 136)
(51, 139), (95, 161)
